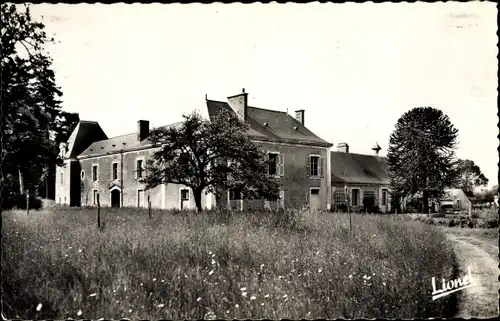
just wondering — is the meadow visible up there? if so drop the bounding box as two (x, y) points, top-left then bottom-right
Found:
(2, 206), (458, 319)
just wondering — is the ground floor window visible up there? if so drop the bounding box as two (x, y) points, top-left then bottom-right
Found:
(93, 190), (98, 205)
(334, 189), (347, 205)
(181, 189), (189, 201)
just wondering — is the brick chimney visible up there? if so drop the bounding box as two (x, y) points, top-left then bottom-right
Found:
(337, 142), (349, 153)
(227, 88), (248, 122)
(295, 110), (305, 125)
(137, 120), (149, 141)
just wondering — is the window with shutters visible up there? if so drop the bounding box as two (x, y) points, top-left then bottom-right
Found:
(308, 155), (323, 177)
(266, 152), (284, 177)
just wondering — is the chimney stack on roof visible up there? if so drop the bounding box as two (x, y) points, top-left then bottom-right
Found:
(337, 142), (349, 153)
(137, 120), (150, 141)
(295, 110), (305, 125)
(227, 88), (248, 122)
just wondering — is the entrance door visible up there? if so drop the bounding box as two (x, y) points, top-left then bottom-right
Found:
(137, 190), (145, 208)
(310, 188), (321, 211)
(111, 189), (121, 208)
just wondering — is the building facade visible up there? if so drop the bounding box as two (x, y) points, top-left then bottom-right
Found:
(56, 90), (333, 211)
(329, 143), (392, 213)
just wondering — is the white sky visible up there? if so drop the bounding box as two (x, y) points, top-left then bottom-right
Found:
(27, 2), (498, 186)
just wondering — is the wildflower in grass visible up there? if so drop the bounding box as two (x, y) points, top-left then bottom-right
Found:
(209, 269), (214, 276)
(260, 264), (264, 269)
(197, 297), (201, 302)
(128, 309), (132, 313)
(282, 294), (288, 299)
(211, 259), (216, 265)
(250, 295), (256, 300)
(153, 278), (157, 282)
(36, 303), (42, 311)
(240, 287), (246, 291)
(209, 251), (212, 255)
(383, 282), (387, 286)
(77, 310), (82, 316)
(235, 304), (239, 308)
(116, 300), (120, 304)
(316, 250), (320, 255)
(78, 249), (83, 253)
(261, 302), (264, 306)
(264, 294), (269, 298)
(348, 274), (353, 279)
(318, 268), (322, 273)
(161, 279), (165, 283)
(242, 292), (247, 297)
(89, 293), (97, 297)
(140, 283), (143, 286)
(157, 303), (164, 308)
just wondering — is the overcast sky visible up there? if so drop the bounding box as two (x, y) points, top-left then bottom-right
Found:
(27, 2), (498, 187)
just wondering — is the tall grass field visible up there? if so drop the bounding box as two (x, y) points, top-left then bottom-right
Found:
(2, 207), (458, 319)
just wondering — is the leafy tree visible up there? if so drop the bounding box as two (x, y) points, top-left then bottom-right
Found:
(387, 107), (460, 213)
(142, 109), (280, 212)
(1, 4), (78, 206)
(456, 159), (488, 197)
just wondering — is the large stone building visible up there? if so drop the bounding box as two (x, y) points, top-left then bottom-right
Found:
(56, 89), (334, 211)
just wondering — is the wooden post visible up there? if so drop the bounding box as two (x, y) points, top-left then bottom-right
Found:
(97, 193), (101, 229)
(148, 195), (151, 219)
(26, 191), (30, 216)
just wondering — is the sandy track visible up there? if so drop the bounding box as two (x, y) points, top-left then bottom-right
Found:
(445, 231), (498, 318)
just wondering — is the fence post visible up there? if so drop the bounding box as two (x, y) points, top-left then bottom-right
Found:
(148, 195), (151, 219)
(26, 191), (30, 216)
(97, 193), (101, 230)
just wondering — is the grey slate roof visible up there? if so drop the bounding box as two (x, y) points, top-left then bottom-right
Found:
(66, 121), (107, 159)
(206, 99), (332, 147)
(78, 121), (183, 158)
(330, 151), (390, 185)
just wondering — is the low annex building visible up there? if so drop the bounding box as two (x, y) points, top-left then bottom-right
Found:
(330, 143), (392, 213)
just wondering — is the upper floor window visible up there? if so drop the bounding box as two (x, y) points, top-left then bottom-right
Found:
(135, 159), (144, 179)
(112, 162), (118, 180)
(267, 152), (284, 176)
(81, 170), (85, 180)
(92, 165), (98, 182)
(307, 155), (323, 177)
(60, 172), (64, 186)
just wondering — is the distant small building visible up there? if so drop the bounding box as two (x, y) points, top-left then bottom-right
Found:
(440, 188), (471, 211)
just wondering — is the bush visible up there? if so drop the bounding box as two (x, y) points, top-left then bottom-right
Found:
(2, 193), (43, 210)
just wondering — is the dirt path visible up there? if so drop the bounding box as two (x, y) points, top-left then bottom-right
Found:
(444, 229), (498, 318)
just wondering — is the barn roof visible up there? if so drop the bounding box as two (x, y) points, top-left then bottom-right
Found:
(206, 99), (332, 147)
(330, 151), (390, 185)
